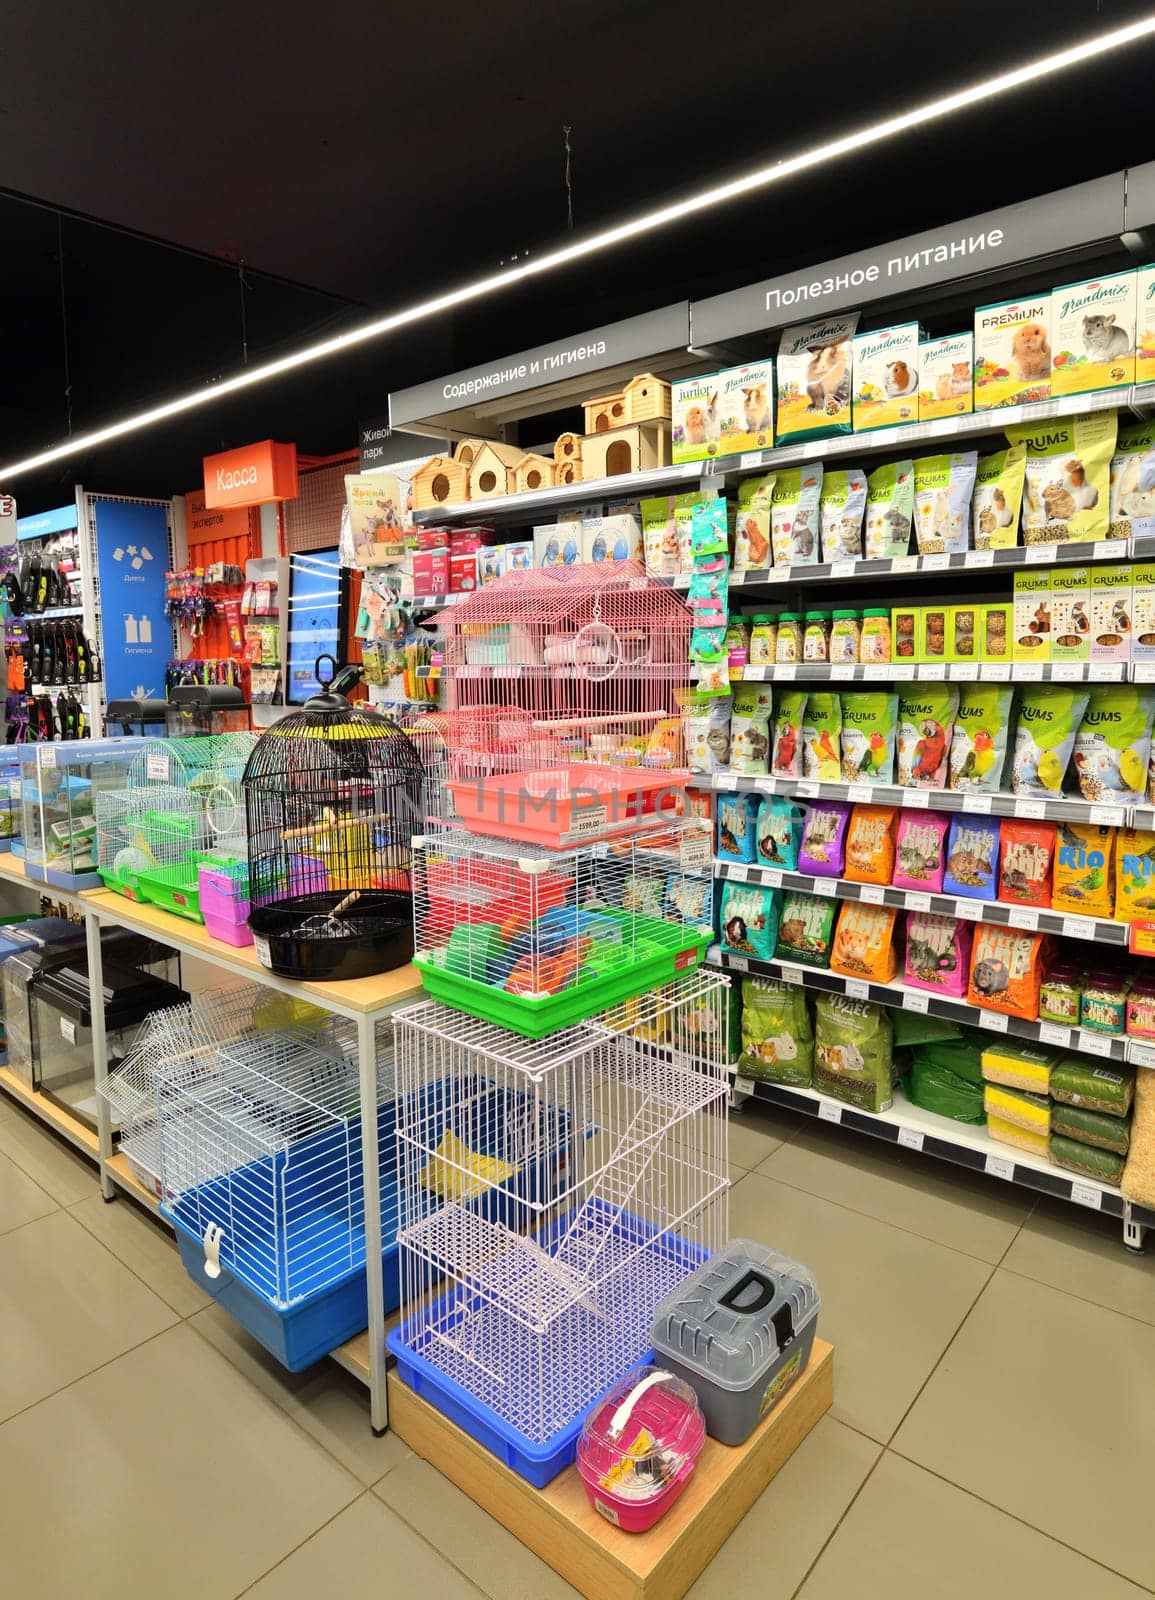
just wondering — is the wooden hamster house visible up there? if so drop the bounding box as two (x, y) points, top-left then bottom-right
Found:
(583, 391), (627, 433)
(411, 455), (470, 511)
(623, 374), (671, 424)
(581, 423), (670, 480)
(511, 452), (554, 494)
(468, 442), (523, 501)
(451, 439), (489, 469)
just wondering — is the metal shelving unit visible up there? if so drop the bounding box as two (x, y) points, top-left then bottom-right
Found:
(735, 662), (1128, 684)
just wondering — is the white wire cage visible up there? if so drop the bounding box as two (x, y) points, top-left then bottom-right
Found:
(388, 971), (730, 1470)
(129, 732), (257, 854)
(94, 783), (209, 901)
(411, 819), (713, 1037)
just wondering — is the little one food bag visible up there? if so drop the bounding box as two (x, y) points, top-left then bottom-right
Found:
(1007, 410), (1117, 546)
(904, 911), (973, 998)
(798, 802), (851, 878)
(967, 925), (1050, 1020)
(844, 804), (898, 885)
(776, 314), (859, 444)
(755, 797), (804, 871)
(912, 452), (978, 555)
(830, 901), (898, 983)
(719, 881), (780, 960)
(942, 815), (1001, 900)
(893, 811), (950, 893)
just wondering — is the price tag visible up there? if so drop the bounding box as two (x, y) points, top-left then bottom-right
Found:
(1090, 661), (1122, 682)
(831, 663), (855, 680)
(1051, 662), (1082, 682)
(952, 662), (979, 681)
(1070, 1181), (1103, 1211)
(1026, 543), (1057, 565)
(979, 1010), (1009, 1032)
(983, 662), (1011, 680)
(1017, 662), (1044, 681)
(733, 1075), (756, 1097)
(898, 1126), (925, 1151)
(1061, 915), (1097, 940)
(740, 452), (764, 470)
(1090, 804), (1125, 827)
(764, 567), (789, 583)
(1130, 1040), (1155, 1069)
(40, 747), (57, 769)
(864, 663), (892, 681)
(1079, 1031), (1113, 1057)
(848, 784), (873, 804)
(727, 954), (750, 972)
(1039, 1022), (1070, 1047)
(1008, 907), (1038, 930)
(966, 549), (995, 568)
(1014, 798), (1046, 819)
(955, 900), (984, 920)
(730, 570), (748, 587)
(9, 779), (19, 800)
(795, 781), (818, 798)
(904, 991), (930, 1014)
(891, 556), (918, 574)
(922, 553), (949, 571)
(920, 663), (946, 680)
(1098, 538), (1127, 559)
(60, 1017), (76, 1045)
(859, 884), (885, 904)
(831, 560), (856, 579)
(905, 789), (931, 808)
(146, 753), (170, 781)
(985, 1153), (1015, 1181)
(743, 664), (768, 681)
(776, 663), (797, 680)
(818, 1099), (842, 1124)
(761, 868), (783, 888)
(813, 878), (838, 897)
(715, 774), (739, 791)
(1132, 663), (1155, 684)
(905, 892), (932, 912)
(845, 979), (870, 1000)
(963, 794), (993, 814)
(778, 962), (804, 984)
(725, 863), (751, 883)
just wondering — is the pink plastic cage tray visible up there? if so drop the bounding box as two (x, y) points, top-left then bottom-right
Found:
(445, 764), (689, 848)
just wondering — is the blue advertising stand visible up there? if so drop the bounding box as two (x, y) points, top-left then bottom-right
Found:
(92, 501), (172, 702)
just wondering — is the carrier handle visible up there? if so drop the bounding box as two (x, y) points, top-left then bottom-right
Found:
(202, 1222), (223, 1280)
(313, 652), (338, 686)
(718, 1267), (779, 1316)
(607, 1369), (671, 1439)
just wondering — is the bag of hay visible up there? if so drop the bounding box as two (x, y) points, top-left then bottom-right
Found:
(770, 465), (824, 567)
(1114, 826), (1155, 923)
(840, 691), (898, 785)
(1122, 1065), (1155, 1206)
(719, 880), (780, 961)
(772, 689), (808, 779)
(814, 992), (895, 1113)
(972, 444), (1027, 550)
(734, 473), (775, 570)
(754, 796), (804, 872)
(739, 976), (813, 1086)
(1051, 1102), (1130, 1156)
(776, 314), (858, 444)
(820, 468), (868, 562)
(897, 683), (959, 788)
(802, 691), (842, 782)
(1053, 1133), (1125, 1187)
(1073, 684), (1155, 805)
(1052, 822), (1115, 918)
(1052, 1055), (1134, 1116)
(830, 900), (898, 983)
(1108, 420), (1155, 539)
(730, 683), (774, 776)
(864, 459), (915, 560)
(1010, 685), (1089, 795)
(912, 451), (978, 555)
(1007, 410), (1118, 545)
(948, 684), (1013, 792)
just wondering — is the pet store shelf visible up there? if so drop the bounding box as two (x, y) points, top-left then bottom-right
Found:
(706, 946), (1131, 1063)
(737, 662), (1128, 685)
(707, 771), (1129, 827)
(411, 459), (707, 527)
(712, 860), (1129, 947)
(1130, 805), (1155, 831)
(729, 1074), (1155, 1237)
(0, 1065), (101, 1158)
(0, 850), (89, 908)
(104, 1151), (162, 1213)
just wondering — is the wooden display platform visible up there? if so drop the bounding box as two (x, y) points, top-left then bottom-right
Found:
(0, 1066), (100, 1156)
(388, 1339), (834, 1600)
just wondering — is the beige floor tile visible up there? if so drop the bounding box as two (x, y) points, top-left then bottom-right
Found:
(69, 1190), (212, 1318)
(244, 1491), (482, 1598)
(688, 1416), (879, 1599)
(727, 1100), (804, 1170)
(0, 1209), (178, 1421)
(894, 1270), (1155, 1589)
(798, 1451), (1148, 1599)
(0, 1107), (99, 1205)
(729, 1171), (990, 1443)
(1002, 1195), (1155, 1328)
(0, 1145), (57, 1236)
(191, 1303), (410, 1487)
(0, 1324), (359, 1600)
(759, 1121), (1033, 1264)
(375, 1452), (581, 1599)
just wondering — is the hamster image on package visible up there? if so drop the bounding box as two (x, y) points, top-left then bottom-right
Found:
(1012, 321), (1051, 380)
(743, 385), (771, 433)
(936, 363), (971, 401)
(885, 360), (918, 398)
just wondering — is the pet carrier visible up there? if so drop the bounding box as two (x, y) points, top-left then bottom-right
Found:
(411, 818), (712, 1037)
(20, 739), (145, 889)
(388, 971), (730, 1485)
(243, 660), (425, 981)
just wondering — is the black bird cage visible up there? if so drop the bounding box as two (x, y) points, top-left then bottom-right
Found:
(242, 659), (425, 982)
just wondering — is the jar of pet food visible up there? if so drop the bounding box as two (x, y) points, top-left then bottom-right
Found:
(829, 610), (860, 665)
(776, 613), (803, 664)
(725, 620), (750, 681)
(859, 608), (892, 664)
(803, 611), (831, 663)
(1081, 973), (1129, 1034)
(749, 615), (777, 666)
(1039, 965), (1083, 1027)
(1126, 976), (1155, 1040)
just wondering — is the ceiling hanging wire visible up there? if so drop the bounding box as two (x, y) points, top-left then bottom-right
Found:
(56, 214), (73, 437)
(563, 125), (574, 232)
(239, 259), (250, 365)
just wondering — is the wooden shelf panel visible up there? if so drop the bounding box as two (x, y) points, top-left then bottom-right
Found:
(0, 1066), (100, 1155)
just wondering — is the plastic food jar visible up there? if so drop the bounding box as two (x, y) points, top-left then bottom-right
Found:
(749, 614), (777, 666)
(577, 1368), (706, 1533)
(859, 608), (892, 664)
(1081, 973), (1129, 1035)
(803, 611), (831, 663)
(776, 613), (803, 664)
(829, 610), (861, 664)
(1039, 964), (1083, 1026)
(1126, 975), (1155, 1039)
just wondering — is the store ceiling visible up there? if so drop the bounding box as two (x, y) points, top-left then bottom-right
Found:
(4, 0), (1155, 510)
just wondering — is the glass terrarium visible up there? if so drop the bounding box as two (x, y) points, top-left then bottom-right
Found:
(166, 685), (251, 739)
(20, 738), (145, 889)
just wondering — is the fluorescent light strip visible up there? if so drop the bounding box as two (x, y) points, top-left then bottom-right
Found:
(4, 12), (1154, 483)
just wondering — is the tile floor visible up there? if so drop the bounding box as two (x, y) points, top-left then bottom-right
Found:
(1, 1095), (1153, 1599)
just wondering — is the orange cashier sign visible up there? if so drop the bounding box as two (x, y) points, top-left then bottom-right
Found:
(203, 441), (299, 509)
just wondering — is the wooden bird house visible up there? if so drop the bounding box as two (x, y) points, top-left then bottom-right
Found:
(580, 422), (670, 481)
(623, 374), (672, 424)
(553, 458), (582, 487)
(511, 452), (554, 494)
(468, 441), (523, 501)
(452, 438), (489, 469)
(582, 391), (627, 434)
(411, 455), (469, 511)
(554, 431), (583, 468)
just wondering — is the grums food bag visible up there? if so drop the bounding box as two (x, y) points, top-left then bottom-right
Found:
(1011, 686), (1088, 795)
(972, 444), (1027, 550)
(912, 452), (978, 555)
(772, 689), (808, 779)
(770, 465), (824, 567)
(802, 692), (842, 782)
(897, 684), (959, 789)
(949, 684), (1013, 793)
(864, 459), (914, 560)
(1073, 684), (1155, 805)
(1007, 410), (1118, 545)
(819, 468), (868, 562)
(840, 691), (898, 785)
(730, 683), (774, 777)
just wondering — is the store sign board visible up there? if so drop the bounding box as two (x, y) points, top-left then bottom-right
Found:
(92, 499), (171, 702)
(1124, 158), (1155, 235)
(184, 488), (255, 547)
(691, 173), (1126, 345)
(0, 494), (16, 544)
(16, 503), (78, 540)
(203, 440), (299, 509)
(389, 302), (690, 427)
(359, 418), (445, 473)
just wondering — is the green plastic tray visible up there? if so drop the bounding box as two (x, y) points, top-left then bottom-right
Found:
(133, 861), (206, 922)
(414, 920), (707, 1038)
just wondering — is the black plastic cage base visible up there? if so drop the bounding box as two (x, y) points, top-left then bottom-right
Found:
(248, 893), (415, 982)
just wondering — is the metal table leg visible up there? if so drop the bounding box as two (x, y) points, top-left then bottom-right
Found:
(357, 1012), (389, 1432)
(86, 909), (115, 1201)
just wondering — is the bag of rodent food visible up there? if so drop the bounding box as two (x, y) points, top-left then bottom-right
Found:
(843, 804), (898, 885)
(739, 976), (813, 1086)
(734, 473), (774, 570)
(967, 924), (1051, 1019)
(802, 692), (842, 782)
(819, 468), (868, 562)
(830, 900), (898, 983)
(1011, 685), (1088, 795)
(798, 800), (851, 877)
(1109, 420), (1155, 538)
(719, 880), (780, 960)
(912, 451), (978, 555)
(904, 911), (973, 998)
(1073, 684), (1155, 804)
(754, 796), (804, 871)
(893, 810), (950, 892)
(972, 444), (1027, 550)
(813, 993), (895, 1113)
(730, 684), (774, 776)
(840, 691), (898, 785)
(864, 459), (915, 559)
(777, 889), (837, 967)
(1007, 410), (1118, 545)
(684, 691), (732, 774)
(1052, 822), (1115, 918)
(770, 465), (824, 568)
(942, 815), (1001, 900)
(772, 689), (808, 779)
(948, 684), (1013, 793)
(897, 684), (959, 788)
(775, 314), (858, 444)
(997, 819), (1056, 907)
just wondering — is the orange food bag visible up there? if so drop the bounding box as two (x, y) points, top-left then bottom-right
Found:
(843, 804), (899, 885)
(830, 900), (899, 983)
(967, 923), (1051, 1019)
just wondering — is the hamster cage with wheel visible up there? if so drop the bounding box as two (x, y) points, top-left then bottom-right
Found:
(387, 971), (730, 1485)
(243, 660), (425, 981)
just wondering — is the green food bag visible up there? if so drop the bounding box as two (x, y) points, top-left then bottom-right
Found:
(739, 976), (813, 1086)
(949, 684), (1014, 793)
(905, 1058), (986, 1124)
(814, 993), (894, 1113)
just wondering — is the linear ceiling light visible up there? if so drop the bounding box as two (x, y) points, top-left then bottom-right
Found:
(4, 12), (1155, 484)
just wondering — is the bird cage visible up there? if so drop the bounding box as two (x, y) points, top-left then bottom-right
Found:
(433, 563), (692, 791)
(243, 662), (425, 981)
(411, 818), (712, 1037)
(387, 971), (730, 1485)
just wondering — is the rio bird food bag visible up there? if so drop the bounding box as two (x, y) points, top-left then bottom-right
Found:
(967, 924), (1050, 1019)
(1114, 826), (1155, 923)
(897, 684), (959, 789)
(830, 900), (898, 983)
(1073, 685), (1155, 805)
(893, 810), (951, 893)
(776, 314), (859, 444)
(1011, 686), (1088, 796)
(1006, 411), (1118, 546)
(948, 684), (1013, 793)
(1051, 823), (1115, 918)
(903, 911), (973, 998)
(997, 820), (1056, 908)
(843, 804), (898, 885)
